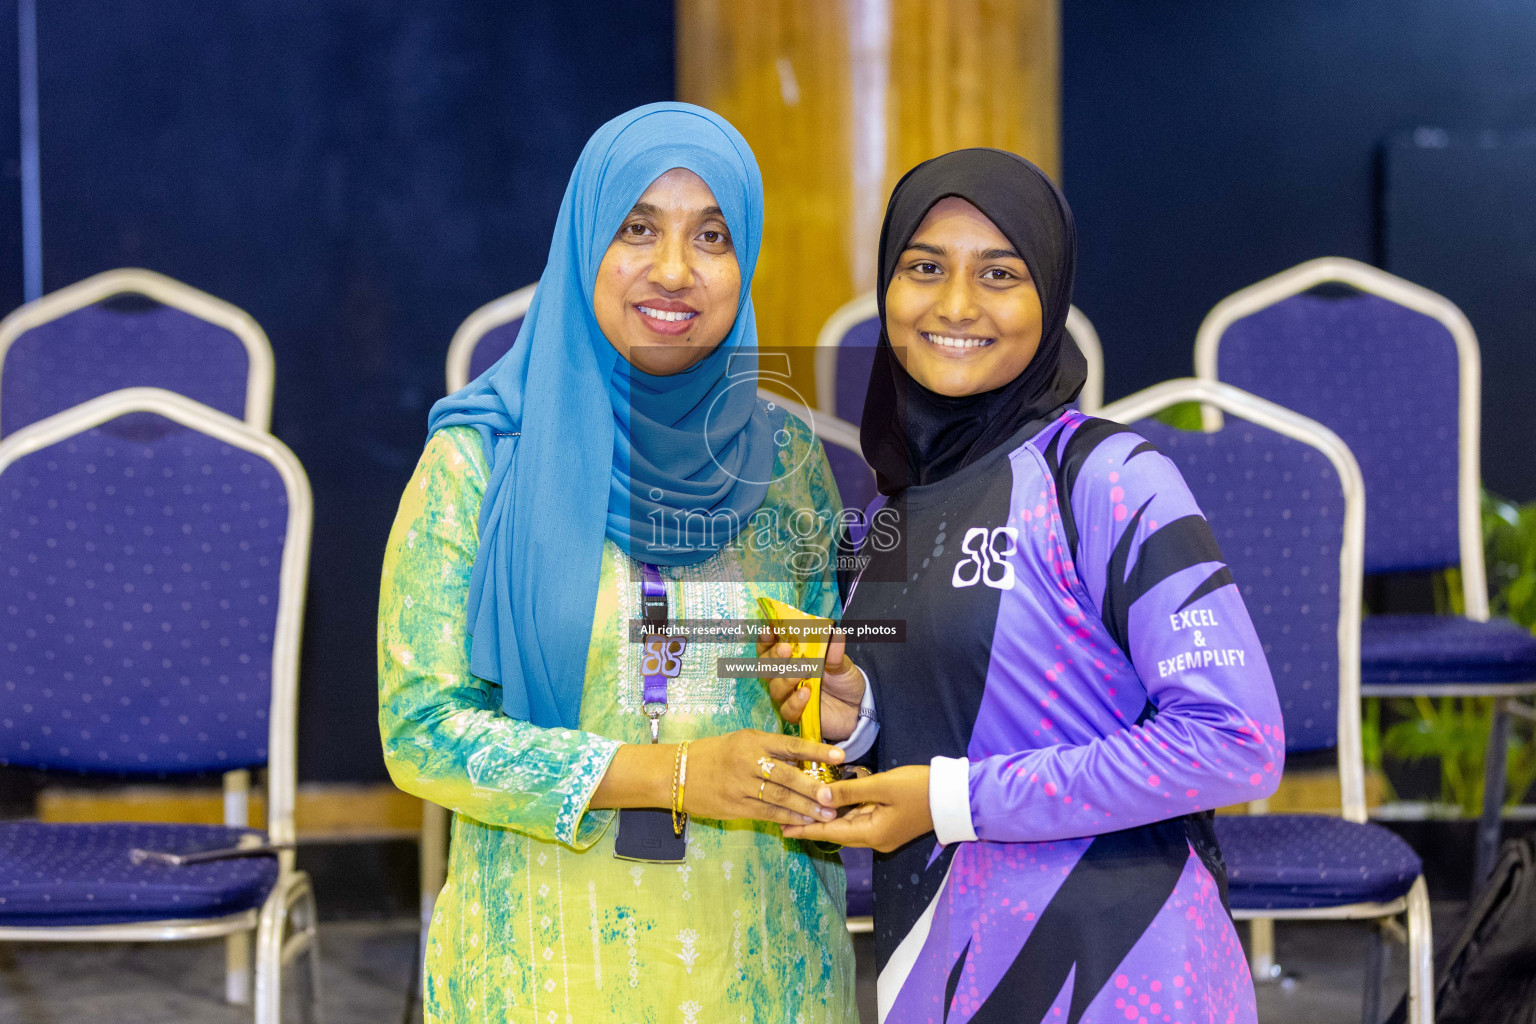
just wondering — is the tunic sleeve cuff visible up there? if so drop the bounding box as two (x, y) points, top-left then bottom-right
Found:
(838, 664), (879, 762)
(555, 735), (623, 848)
(929, 756), (978, 845)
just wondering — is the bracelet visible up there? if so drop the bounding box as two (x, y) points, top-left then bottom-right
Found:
(671, 742), (690, 836)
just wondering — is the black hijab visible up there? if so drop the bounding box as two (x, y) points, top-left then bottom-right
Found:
(860, 148), (1086, 494)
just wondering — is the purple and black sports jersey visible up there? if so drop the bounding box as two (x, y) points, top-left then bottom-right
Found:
(846, 410), (1285, 1024)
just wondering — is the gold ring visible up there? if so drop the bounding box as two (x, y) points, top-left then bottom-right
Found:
(757, 757), (776, 779)
(758, 779), (768, 800)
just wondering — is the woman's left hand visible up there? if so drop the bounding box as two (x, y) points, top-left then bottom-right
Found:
(780, 765), (933, 853)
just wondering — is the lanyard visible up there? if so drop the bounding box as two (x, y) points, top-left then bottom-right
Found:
(639, 564), (687, 743)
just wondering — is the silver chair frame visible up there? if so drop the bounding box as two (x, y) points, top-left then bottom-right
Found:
(444, 282), (537, 394)
(423, 281), (539, 951)
(425, 280), (538, 944)
(758, 387), (874, 933)
(0, 269), (276, 434)
(0, 388), (319, 1023)
(813, 291), (1106, 414)
(1194, 256), (1535, 882)
(758, 388), (863, 455)
(1101, 377), (1432, 1024)
(435, 290), (899, 944)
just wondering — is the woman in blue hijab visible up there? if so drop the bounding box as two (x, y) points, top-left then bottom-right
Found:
(379, 103), (862, 1021)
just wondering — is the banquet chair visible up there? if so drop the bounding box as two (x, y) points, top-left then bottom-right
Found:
(1195, 256), (1536, 885)
(812, 292), (1105, 423)
(0, 388), (318, 1022)
(759, 389), (876, 520)
(1101, 377), (1433, 1024)
(423, 281), (539, 939)
(0, 268), (274, 437)
(443, 282), (537, 393)
(411, 384), (881, 941)
(754, 389), (875, 931)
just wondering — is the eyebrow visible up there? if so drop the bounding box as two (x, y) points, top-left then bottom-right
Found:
(903, 242), (1024, 261)
(629, 202), (725, 219)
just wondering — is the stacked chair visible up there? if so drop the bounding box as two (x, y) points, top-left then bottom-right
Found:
(1101, 378), (1434, 1024)
(805, 296), (1120, 933)
(423, 282), (545, 942)
(756, 390), (877, 521)
(0, 268), (274, 435)
(1195, 257), (1536, 886)
(443, 282), (536, 394)
(434, 287), (893, 937)
(0, 272), (318, 1022)
(808, 295), (1107, 933)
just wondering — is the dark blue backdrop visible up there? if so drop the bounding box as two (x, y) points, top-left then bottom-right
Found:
(2, 2), (673, 781)
(4, 2), (1534, 781)
(1063, 0), (1536, 503)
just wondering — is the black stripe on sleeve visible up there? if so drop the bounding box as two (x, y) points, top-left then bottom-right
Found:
(1101, 512), (1227, 654)
(1177, 565), (1236, 611)
(943, 937), (971, 1022)
(1042, 417), (1139, 557)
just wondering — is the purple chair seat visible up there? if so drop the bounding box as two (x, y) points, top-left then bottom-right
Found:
(0, 822), (278, 927)
(1215, 815), (1422, 911)
(840, 846), (873, 918)
(1361, 614), (1536, 686)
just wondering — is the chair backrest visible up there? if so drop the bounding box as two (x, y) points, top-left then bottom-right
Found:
(0, 269), (274, 437)
(813, 291), (1106, 421)
(0, 388), (311, 844)
(1065, 305), (1104, 413)
(1194, 256), (1486, 617)
(1100, 378), (1367, 822)
(814, 293), (881, 424)
(445, 283), (537, 393)
(758, 389), (876, 517)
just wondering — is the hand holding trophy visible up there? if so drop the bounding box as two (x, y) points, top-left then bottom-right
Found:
(756, 596), (850, 785)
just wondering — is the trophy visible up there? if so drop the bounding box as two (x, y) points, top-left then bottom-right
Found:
(756, 596), (840, 784)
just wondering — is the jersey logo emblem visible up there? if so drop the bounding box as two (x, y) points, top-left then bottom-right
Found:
(952, 526), (1019, 590)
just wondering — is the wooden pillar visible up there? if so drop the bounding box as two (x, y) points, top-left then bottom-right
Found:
(678, 0), (1059, 402)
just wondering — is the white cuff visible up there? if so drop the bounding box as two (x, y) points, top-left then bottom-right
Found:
(928, 756), (977, 845)
(838, 664), (879, 763)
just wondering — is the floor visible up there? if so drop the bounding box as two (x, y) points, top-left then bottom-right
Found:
(0, 906), (1460, 1024)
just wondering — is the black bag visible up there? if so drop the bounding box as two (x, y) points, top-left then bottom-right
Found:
(1389, 837), (1536, 1024)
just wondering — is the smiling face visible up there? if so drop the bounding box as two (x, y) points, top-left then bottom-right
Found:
(883, 196), (1044, 397)
(592, 167), (742, 377)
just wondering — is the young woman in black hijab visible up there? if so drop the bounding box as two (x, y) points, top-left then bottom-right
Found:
(775, 149), (1284, 1023)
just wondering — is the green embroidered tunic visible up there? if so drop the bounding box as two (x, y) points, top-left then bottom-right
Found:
(379, 416), (859, 1024)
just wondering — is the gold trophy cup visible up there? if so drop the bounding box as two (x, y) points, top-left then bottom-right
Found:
(756, 596), (840, 784)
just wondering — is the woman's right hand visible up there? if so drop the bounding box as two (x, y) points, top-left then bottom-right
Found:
(684, 729), (844, 826)
(759, 629), (865, 742)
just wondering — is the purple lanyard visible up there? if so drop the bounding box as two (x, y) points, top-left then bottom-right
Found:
(639, 564), (686, 743)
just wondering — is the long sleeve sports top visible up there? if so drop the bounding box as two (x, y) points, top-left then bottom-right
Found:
(846, 410), (1285, 1024)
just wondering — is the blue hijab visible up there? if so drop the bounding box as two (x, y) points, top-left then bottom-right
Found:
(426, 102), (773, 729)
